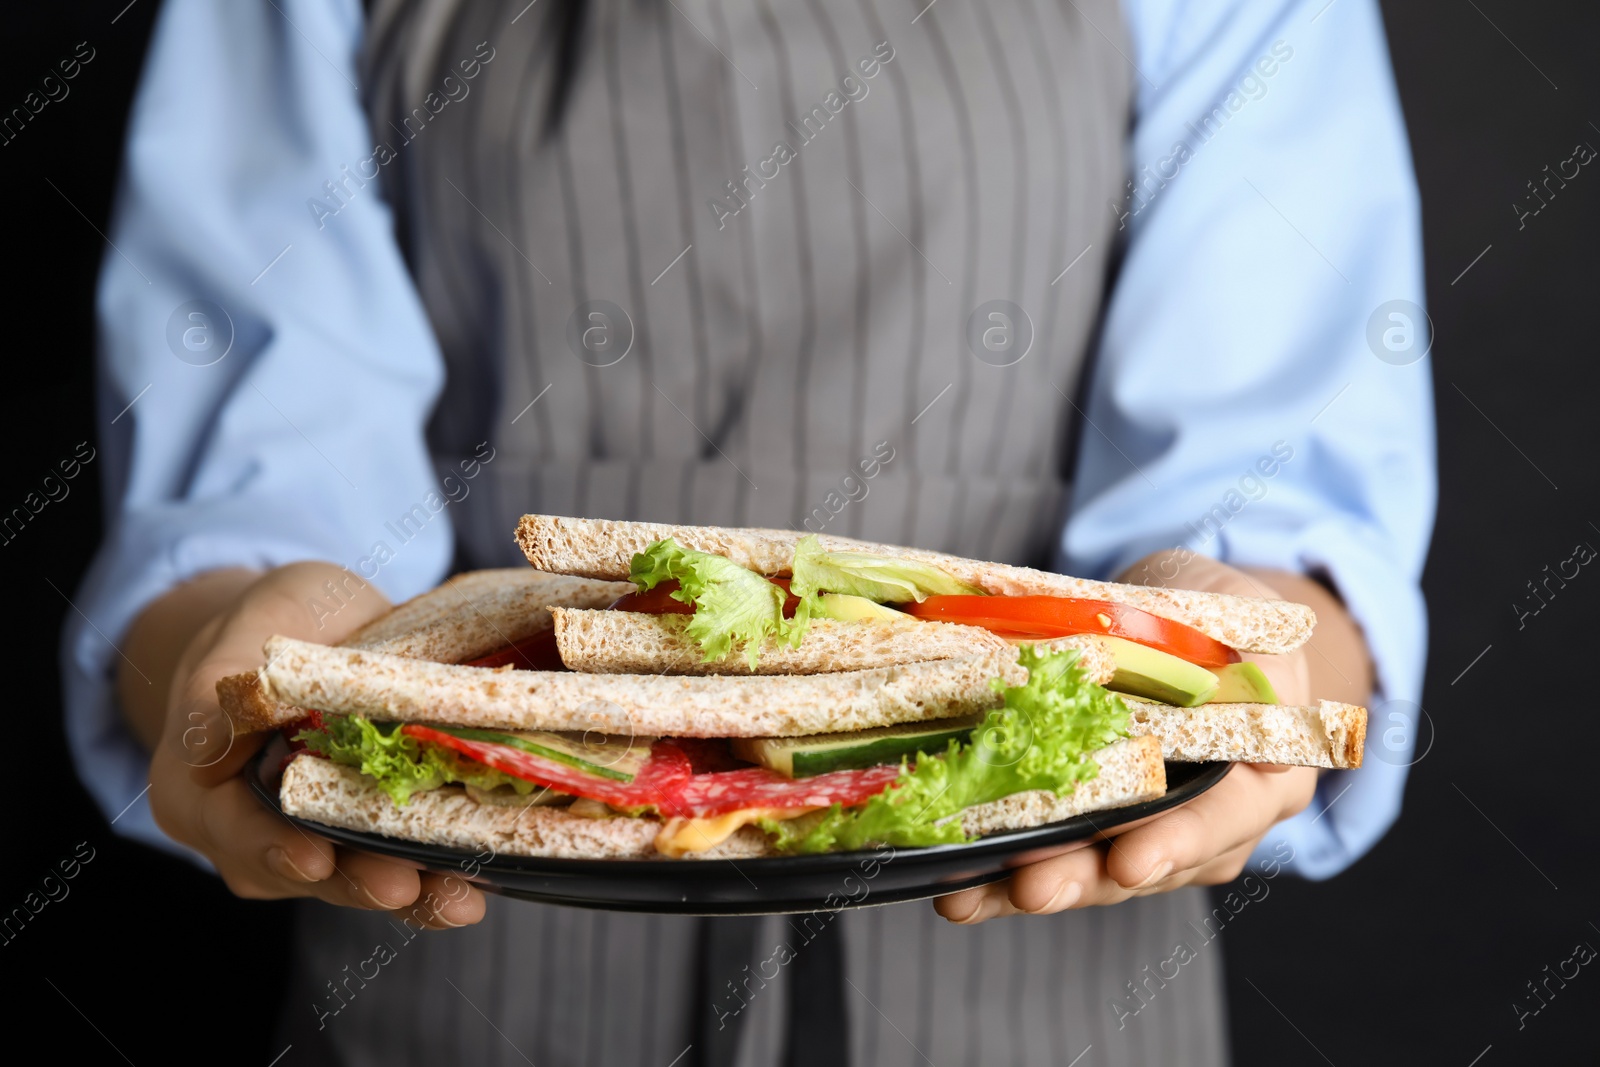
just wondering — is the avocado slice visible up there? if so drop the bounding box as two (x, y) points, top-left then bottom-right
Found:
(811, 593), (910, 623)
(1207, 662), (1278, 703)
(1099, 635), (1219, 707)
(730, 716), (981, 778)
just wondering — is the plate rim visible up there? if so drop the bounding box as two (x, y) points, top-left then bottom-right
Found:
(250, 744), (1230, 889)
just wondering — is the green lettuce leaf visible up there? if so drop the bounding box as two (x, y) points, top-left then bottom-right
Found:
(761, 645), (1131, 853)
(787, 534), (985, 607)
(629, 538), (808, 669)
(294, 715), (541, 806)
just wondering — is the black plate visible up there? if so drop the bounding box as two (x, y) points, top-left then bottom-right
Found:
(252, 739), (1229, 915)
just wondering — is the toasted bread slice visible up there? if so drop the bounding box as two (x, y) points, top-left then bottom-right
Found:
(278, 735), (1166, 859)
(344, 568), (632, 661)
(1123, 698), (1367, 769)
(550, 609), (1119, 684)
(258, 635), (1024, 737)
(218, 569), (630, 733)
(514, 515), (1314, 655)
(957, 734), (1167, 835)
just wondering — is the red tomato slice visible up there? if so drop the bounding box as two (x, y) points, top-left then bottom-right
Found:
(660, 763), (904, 818)
(609, 580), (696, 614)
(402, 725), (693, 806)
(464, 631), (567, 671)
(901, 595), (1239, 667)
(609, 578), (803, 618)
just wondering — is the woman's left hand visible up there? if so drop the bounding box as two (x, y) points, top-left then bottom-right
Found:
(934, 550), (1326, 924)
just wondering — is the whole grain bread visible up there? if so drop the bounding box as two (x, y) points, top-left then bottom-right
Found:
(260, 635), (1025, 737)
(280, 755), (772, 859)
(345, 568), (632, 661)
(957, 735), (1166, 835)
(550, 609), (1118, 685)
(515, 515), (1314, 655)
(1122, 698), (1367, 769)
(279, 734), (1166, 859)
(218, 569), (629, 733)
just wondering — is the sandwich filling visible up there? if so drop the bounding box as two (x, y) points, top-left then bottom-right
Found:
(613, 536), (1275, 708)
(290, 645), (1131, 856)
(284, 537), (1276, 855)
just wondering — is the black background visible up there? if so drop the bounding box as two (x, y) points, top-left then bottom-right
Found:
(2, 3), (1594, 1064)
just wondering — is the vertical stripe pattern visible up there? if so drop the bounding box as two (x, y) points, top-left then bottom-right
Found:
(371, 0), (1132, 568)
(269, 2), (1230, 1065)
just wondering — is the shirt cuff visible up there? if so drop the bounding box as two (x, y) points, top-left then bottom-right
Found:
(1210, 517), (1426, 879)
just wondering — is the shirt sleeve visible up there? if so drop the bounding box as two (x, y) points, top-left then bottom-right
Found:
(1074, 0), (1436, 877)
(64, 0), (453, 859)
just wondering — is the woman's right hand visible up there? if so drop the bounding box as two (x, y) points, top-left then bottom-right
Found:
(134, 562), (486, 928)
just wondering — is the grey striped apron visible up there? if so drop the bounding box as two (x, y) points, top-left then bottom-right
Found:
(277, 2), (1231, 1063)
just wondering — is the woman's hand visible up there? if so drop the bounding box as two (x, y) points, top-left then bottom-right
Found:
(935, 761), (1316, 922)
(932, 550), (1367, 924)
(127, 563), (486, 929)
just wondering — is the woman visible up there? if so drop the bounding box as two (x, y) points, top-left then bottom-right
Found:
(68, 0), (1432, 1063)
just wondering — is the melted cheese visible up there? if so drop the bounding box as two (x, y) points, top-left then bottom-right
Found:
(654, 807), (816, 857)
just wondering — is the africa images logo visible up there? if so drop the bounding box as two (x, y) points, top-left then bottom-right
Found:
(165, 299), (234, 367)
(566, 300), (634, 367)
(1365, 299), (1432, 366)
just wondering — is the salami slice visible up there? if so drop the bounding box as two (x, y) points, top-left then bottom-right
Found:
(403, 727), (904, 817)
(660, 763), (904, 818)
(403, 725), (693, 807)
(663, 737), (747, 775)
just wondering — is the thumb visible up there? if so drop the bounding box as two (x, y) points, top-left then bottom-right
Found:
(175, 564), (392, 785)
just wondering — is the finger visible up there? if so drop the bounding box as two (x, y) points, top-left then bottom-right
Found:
(1004, 842), (1142, 914)
(942, 829), (1232, 922)
(180, 569), (394, 784)
(193, 776), (340, 892)
(153, 619), (263, 787)
(170, 705), (263, 789)
(232, 562), (394, 645)
(170, 646), (276, 788)
(1101, 766), (1315, 890)
(1099, 771), (1255, 890)
(935, 880), (1026, 925)
(1076, 809), (1167, 843)
(148, 739), (329, 881)
(309, 853), (489, 925)
(397, 873), (489, 929)
(1187, 839), (1259, 887)
(937, 768), (1316, 922)
(944, 808), (1244, 922)
(229, 840), (431, 913)
(323, 849), (425, 911)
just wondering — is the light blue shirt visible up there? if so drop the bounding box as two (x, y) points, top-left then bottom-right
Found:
(67, 0), (1433, 880)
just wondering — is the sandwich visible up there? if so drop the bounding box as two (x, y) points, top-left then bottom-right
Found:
(223, 516), (1366, 861)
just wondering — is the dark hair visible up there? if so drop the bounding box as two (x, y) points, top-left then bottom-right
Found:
(362, 0), (593, 140)
(544, 0), (591, 140)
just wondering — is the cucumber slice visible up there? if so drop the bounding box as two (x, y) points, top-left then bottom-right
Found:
(429, 726), (653, 782)
(731, 716), (982, 778)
